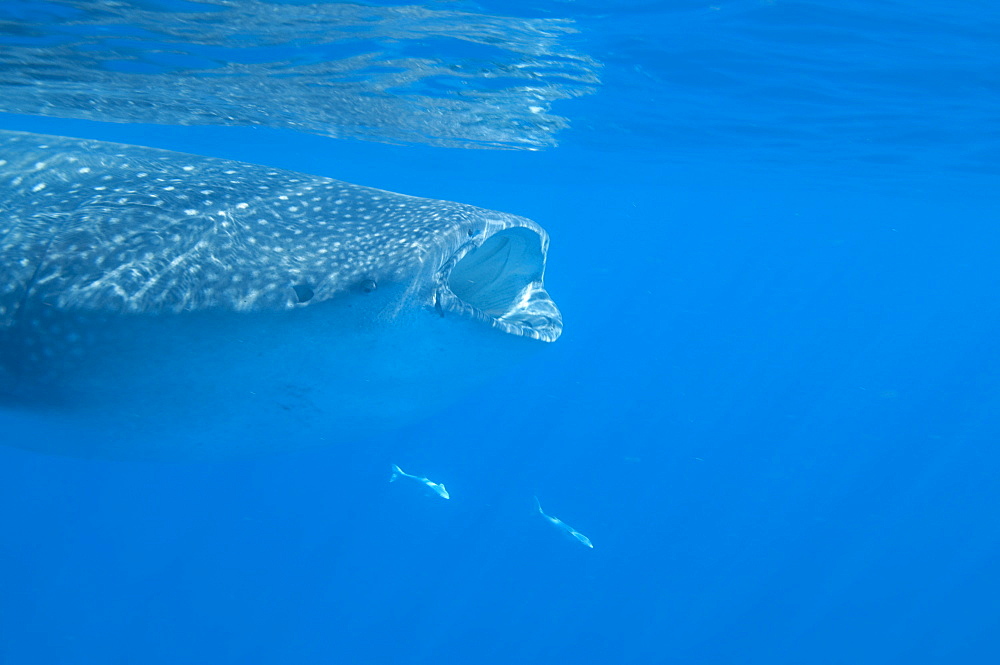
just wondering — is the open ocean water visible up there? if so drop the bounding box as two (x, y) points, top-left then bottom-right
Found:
(1, 1), (999, 663)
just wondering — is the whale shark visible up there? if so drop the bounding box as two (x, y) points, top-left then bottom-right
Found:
(0, 130), (561, 458)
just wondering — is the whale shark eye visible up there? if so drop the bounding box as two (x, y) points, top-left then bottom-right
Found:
(291, 283), (314, 303)
(358, 279), (377, 294)
(468, 228), (481, 238)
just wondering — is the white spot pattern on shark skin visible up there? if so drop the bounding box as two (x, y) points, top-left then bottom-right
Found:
(0, 131), (467, 316)
(0, 130), (562, 400)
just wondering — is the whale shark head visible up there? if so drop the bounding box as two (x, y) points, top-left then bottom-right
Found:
(0, 130), (562, 458)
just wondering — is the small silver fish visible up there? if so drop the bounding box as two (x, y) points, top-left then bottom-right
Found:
(534, 496), (593, 549)
(389, 464), (450, 499)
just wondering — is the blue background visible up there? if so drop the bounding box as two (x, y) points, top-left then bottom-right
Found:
(2, 1), (999, 663)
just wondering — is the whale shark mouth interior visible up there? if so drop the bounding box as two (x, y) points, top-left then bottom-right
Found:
(439, 227), (562, 342)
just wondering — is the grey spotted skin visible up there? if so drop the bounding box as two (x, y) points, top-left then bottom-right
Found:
(0, 129), (560, 375)
(0, 130), (561, 459)
(0, 130), (543, 318)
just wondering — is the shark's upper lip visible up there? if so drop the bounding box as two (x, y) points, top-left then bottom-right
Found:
(435, 224), (562, 342)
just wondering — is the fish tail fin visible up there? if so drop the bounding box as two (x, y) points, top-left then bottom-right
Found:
(390, 464), (403, 482)
(533, 496), (544, 514)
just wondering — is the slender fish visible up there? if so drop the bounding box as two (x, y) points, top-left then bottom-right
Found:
(389, 464), (450, 499)
(534, 497), (594, 549)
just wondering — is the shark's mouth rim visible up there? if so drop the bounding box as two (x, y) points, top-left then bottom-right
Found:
(434, 224), (563, 342)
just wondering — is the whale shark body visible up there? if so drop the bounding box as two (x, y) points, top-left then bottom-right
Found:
(0, 130), (561, 458)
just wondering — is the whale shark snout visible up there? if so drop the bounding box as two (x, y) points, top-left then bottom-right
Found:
(0, 130), (561, 458)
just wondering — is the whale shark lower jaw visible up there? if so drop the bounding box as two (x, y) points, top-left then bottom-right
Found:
(436, 224), (562, 343)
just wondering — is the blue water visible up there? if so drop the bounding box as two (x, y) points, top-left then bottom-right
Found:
(2, 1), (999, 663)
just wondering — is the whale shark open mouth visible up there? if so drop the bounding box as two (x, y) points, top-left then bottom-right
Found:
(436, 226), (563, 342)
